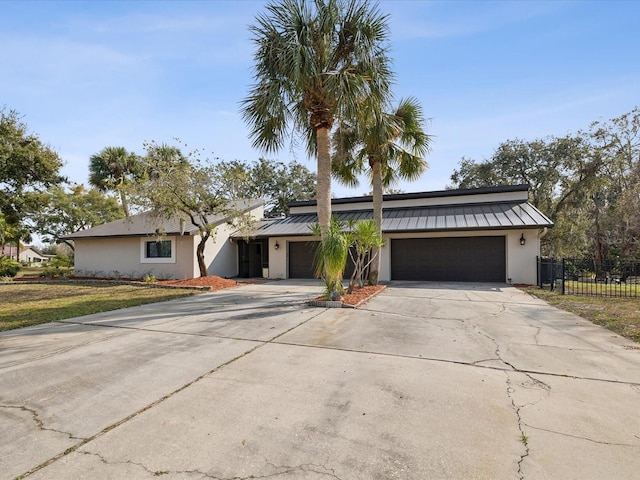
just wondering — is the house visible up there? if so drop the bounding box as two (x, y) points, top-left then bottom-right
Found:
(63, 185), (552, 284)
(19, 246), (50, 263)
(235, 184), (553, 285)
(63, 200), (264, 279)
(1, 245), (50, 263)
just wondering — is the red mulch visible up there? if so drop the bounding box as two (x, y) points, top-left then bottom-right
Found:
(158, 276), (239, 291)
(161, 277), (385, 306)
(314, 284), (385, 306)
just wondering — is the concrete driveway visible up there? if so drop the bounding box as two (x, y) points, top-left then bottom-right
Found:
(1, 281), (639, 479)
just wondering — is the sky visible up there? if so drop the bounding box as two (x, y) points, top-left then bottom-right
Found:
(2, 0), (639, 198)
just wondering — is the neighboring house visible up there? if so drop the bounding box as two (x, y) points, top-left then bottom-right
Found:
(19, 246), (50, 263)
(1, 245), (49, 263)
(235, 184), (553, 285)
(63, 200), (264, 279)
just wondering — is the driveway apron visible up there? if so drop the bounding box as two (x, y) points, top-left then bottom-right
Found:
(1, 281), (639, 479)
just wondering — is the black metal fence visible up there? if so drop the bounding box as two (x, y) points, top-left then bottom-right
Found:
(537, 257), (640, 298)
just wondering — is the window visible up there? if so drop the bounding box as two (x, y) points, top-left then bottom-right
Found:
(140, 237), (176, 264)
(146, 240), (171, 258)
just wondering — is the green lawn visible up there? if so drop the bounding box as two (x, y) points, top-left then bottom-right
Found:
(0, 282), (202, 331)
(522, 286), (640, 343)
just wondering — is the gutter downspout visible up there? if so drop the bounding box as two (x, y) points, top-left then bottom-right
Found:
(538, 227), (548, 239)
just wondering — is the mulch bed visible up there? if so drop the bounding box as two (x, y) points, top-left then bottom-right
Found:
(313, 284), (386, 308)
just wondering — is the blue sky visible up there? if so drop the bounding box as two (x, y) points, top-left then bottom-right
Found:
(2, 0), (639, 197)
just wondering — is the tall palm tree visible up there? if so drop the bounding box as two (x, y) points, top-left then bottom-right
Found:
(241, 0), (393, 239)
(89, 146), (139, 217)
(332, 96), (432, 283)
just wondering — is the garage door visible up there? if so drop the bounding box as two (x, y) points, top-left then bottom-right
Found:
(289, 241), (318, 278)
(288, 241), (356, 279)
(391, 236), (505, 282)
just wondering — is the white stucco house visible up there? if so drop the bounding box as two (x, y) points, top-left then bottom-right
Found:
(1, 245), (50, 263)
(63, 200), (265, 280)
(235, 184), (553, 285)
(63, 185), (552, 285)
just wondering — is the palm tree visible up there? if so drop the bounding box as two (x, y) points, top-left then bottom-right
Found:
(241, 0), (393, 239)
(89, 146), (140, 217)
(332, 96), (432, 283)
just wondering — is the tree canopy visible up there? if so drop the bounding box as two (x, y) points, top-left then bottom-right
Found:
(449, 106), (640, 260)
(241, 0), (393, 238)
(212, 158), (316, 216)
(133, 142), (255, 277)
(31, 185), (124, 250)
(0, 107), (64, 227)
(89, 146), (141, 217)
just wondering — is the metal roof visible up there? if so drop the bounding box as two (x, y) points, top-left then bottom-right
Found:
(235, 201), (553, 238)
(63, 199), (263, 239)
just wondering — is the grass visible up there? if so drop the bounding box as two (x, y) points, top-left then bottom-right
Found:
(564, 280), (640, 297)
(0, 282), (202, 332)
(522, 286), (640, 343)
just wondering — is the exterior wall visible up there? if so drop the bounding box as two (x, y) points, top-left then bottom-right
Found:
(267, 228), (541, 285)
(19, 248), (48, 263)
(72, 205), (264, 280)
(203, 221), (240, 278)
(74, 235), (196, 279)
(267, 236), (320, 280)
(290, 190), (529, 214)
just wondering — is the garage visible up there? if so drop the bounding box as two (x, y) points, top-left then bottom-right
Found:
(391, 236), (506, 282)
(288, 241), (317, 278)
(288, 241), (356, 279)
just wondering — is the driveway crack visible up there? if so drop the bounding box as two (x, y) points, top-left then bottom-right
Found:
(505, 374), (529, 479)
(523, 425), (640, 447)
(0, 404), (85, 441)
(15, 309), (327, 479)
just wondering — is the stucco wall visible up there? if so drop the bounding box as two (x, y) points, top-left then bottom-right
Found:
(203, 222), (240, 278)
(266, 228), (542, 284)
(73, 235), (196, 279)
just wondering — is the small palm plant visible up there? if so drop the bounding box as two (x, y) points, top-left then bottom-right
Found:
(311, 220), (348, 301)
(345, 219), (385, 293)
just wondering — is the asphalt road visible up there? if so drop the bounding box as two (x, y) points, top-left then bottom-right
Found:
(1, 280), (639, 479)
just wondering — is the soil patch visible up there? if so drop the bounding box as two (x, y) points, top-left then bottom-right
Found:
(159, 276), (240, 291)
(313, 284), (386, 308)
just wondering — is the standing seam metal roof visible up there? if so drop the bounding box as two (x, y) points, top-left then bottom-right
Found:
(236, 201), (553, 238)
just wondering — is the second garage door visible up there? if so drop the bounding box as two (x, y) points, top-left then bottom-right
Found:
(391, 236), (506, 282)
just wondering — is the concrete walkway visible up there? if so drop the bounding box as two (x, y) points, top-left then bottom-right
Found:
(1, 281), (639, 479)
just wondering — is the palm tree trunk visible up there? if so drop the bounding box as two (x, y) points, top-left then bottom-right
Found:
(369, 159), (383, 285)
(316, 126), (332, 240)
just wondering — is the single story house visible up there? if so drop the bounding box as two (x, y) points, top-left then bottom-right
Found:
(63, 200), (264, 280)
(64, 185), (552, 285)
(235, 184), (553, 285)
(1, 245), (50, 263)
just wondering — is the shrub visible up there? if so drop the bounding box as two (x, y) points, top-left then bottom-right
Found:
(0, 256), (20, 277)
(49, 253), (73, 268)
(41, 265), (73, 279)
(143, 272), (157, 283)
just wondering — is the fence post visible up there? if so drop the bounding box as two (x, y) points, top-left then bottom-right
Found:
(536, 256), (540, 287)
(562, 258), (566, 295)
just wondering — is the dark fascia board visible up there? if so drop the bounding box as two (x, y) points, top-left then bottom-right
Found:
(254, 224), (551, 239)
(288, 184), (530, 208)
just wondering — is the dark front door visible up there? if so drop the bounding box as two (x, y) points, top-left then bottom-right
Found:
(239, 240), (265, 278)
(391, 236), (506, 282)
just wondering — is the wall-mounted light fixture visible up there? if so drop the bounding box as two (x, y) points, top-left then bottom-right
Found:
(274, 241), (280, 250)
(520, 233), (526, 246)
